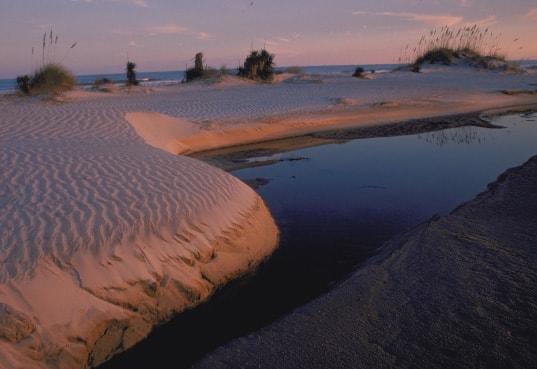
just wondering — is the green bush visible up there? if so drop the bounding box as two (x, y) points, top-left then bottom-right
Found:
(239, 49), (275, 81)
(17, 64), (75, 95)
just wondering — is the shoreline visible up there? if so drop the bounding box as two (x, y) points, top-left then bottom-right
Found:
(2, 66), (537, 369)
(194, 153), (537, 369)
(0, 88), (281, 369)
(126, 91), (537, 158)
(192, 105), (537, 172)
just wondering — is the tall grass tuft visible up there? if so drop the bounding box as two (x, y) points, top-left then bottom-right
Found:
(17, 64), (75, 95)
(399, 25), (516, 70)
(16, 29), (78, 95)
(126, 61), (138, 86)
(238, 49), (275, 81)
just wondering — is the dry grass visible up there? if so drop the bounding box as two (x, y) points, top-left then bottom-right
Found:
(400, 25), (520, 72)
(17, 64), (75, 95)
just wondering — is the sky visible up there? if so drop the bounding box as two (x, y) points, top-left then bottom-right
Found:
(0, 0), (536, 78)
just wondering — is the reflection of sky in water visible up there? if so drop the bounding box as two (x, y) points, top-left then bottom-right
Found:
(234, 113), (537, 227)
(99, 113), (537, 369)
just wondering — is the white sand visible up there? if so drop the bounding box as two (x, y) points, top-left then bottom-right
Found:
(1, 66), (536, 369)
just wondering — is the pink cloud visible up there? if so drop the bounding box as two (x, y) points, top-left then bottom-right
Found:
(352, 10), (463, 27)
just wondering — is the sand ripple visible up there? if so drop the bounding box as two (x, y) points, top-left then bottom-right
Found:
(0, 97), (278, 368)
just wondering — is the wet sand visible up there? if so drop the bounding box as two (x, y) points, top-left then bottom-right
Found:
(194, 153), (537, 369)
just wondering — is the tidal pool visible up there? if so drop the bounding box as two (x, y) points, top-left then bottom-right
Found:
(100, 112), (537, 369)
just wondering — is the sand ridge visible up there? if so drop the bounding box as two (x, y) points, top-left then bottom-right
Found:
(1, 67), (537, 368)
(0, 95), (278, 368)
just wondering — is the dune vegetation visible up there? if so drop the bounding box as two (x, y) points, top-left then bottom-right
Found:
(184, 52), (224, 82)
(126, 61), (139, 86)
(16, 63), (76, 95)
(400, 25), (521, 72)
(16, 29), (77, 95)
(239, 49), (275, 81)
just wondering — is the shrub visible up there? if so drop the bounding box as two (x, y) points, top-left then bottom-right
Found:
(16, 75), (31, 94)
(238, 49), (275, 81)
(352, 67), (365, 78)
(414, 48), (458, 66)
(126, 61), (138, 86)
(185, 52), (206, 82)
(401, 25), (517, 72)
(17, 64), (75, 95)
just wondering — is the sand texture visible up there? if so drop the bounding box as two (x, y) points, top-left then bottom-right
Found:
(1, 66), (537, 368)
(121, 68), (537, 154)
(0, 97), (278, 368)
(194, 155), (537, 369)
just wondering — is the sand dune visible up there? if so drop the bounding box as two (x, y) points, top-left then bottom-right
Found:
(0, 97), (278, 368)
(123, 68), (537, 154)
(1, 67), (537, 369)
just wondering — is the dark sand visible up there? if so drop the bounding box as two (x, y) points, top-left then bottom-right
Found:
(194, 155), (537, 369)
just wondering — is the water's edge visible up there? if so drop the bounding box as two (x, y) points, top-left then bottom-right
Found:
(99, 107), (537, 369)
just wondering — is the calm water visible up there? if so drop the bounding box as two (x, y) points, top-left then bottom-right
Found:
(0, 64), (398, 93)
(100, 112), (537, 369)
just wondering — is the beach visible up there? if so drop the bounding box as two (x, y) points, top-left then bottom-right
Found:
(194, 153), (537, 369)
(1, 65), (537, 369)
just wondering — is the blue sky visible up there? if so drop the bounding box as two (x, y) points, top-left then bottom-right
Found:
(0, 0), (536, 77)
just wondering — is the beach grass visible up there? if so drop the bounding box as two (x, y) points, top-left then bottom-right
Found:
(16, 63), (75, 95)
(400, 25), (520, 72)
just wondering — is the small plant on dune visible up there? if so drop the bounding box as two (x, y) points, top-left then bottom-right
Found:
(185, 52), (206, 82)
(399, 25), (519, 71)
(30, 64), (76, 94)
(17, 64), (75, 95)
(352, 67), (365, 78)
(184, 53), (223, 82)
(16, 28), (78, 95)
(238, 49), (275, 81)
(126, 61), (138, 86)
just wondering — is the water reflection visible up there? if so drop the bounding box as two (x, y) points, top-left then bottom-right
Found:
(418, 126), (487, 146)
(100, 112), (537, 369)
